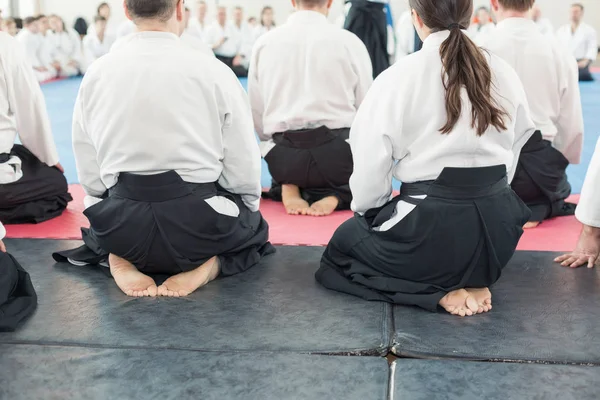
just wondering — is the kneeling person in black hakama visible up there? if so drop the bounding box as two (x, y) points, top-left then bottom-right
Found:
(249, 0), (373, 216)
(53, 0), (274, 298)
(316, 0), (536, 317)
(0, 32), (71, 224)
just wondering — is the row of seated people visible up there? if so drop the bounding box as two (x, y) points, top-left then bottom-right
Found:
(0, 0), (598, 319)
(394, 2), (598, 81)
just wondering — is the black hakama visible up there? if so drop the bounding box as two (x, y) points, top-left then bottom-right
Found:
(315, 166), (530, 312)
(578, 62), (594, 82)
(0, 251), (38, 332)
(215, 55), (248, 78)
(53, 171), (275, 277)
(511, 131), (575, 223)
(0, 145), (72, 224)
(344, 0), (390, 78)
(263, 126), (353, 210)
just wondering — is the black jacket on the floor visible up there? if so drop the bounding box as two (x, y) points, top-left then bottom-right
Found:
(0, 251), (37, 332)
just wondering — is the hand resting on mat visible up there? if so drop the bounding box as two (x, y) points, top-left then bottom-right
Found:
(555, 225), (600, 268)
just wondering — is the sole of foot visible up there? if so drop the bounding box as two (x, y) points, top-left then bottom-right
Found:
(439, 289), (480, 317)
(157, 256), (220, 297)
(465, 288), (492, 313)
(109, 254), (158, 297)
(281, 184), (310, 215)
(524, 221), (541, 229)
(307, 196), (339, 217)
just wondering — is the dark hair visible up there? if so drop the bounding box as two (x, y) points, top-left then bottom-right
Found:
(498, 0), (535, 12)
(409, 0), (507, 136)
(260, 6), (275, 27)
(23, 16), (37, 26)
(14, 18), (23, 29)
(97, 2), (110, 14)
(571, 3), (584, 11)
(126, 0), (178, 22)
(73, 17), (88, 35)
(94, 15), (107, 23)
(298, 0), (329, 7)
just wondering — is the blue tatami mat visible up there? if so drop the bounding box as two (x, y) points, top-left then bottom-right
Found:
(41, 75), (600, 193)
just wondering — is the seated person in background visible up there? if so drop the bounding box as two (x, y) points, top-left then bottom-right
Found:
(232, 6), (254, 69)
(316, 0), (535, 317)
(483, 0), (584, 229)
(0, 32), (71, 224)
(187, 0), (209, 42)
(206, 6), (247, 77)
(82, 16), (114, 73)
(531, 4), (553, 37)
(73, 17), (88, 40)
(48, 15), (82, 77)
(181, 6), (214, 55)
(254, 6), (276, 40)
(468, 6), (495, 45)
(16, 17), (56, 82)
(37, 15), (63, 79)
(248, 16), (258, 29)
(556, 3), (598, 82)
(54, 0), (274, 298)
(556, 138), (600, 269)
(249, 0), (373, 216)
(395, 10), (422, 61)
(2, 18), (18, 36)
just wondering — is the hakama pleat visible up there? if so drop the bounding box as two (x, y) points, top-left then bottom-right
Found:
(578, 62), (594, 82)
(344, 0), (390, 78)
(0, 145), (72, 224)
(215, 55), (248, 78)
(53, 171), (275, 277)
(511, 131), (575, 222)
(0, 252), (38, 332)
(263, 126), (353, 210)
(316, 166), (530, 312)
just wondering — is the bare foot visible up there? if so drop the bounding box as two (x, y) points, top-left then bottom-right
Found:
(282, 184), (310, 215)
(307, 196), (339, 217)
(524, 221), (541, 229)
(109, 254), (158, 297)
(465, 288), (492, 314)
(439, 289), (479, 317)
(158, 256), (220, 297)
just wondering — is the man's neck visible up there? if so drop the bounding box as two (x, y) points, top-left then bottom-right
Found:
(495, 10), (529, 23)
(235, 21), (242, 28)
(296, 7), (328, 16)
(135, 19), (179, 35)
(571, 21), (581, 31)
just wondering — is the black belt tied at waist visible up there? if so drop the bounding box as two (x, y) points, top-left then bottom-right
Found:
(109, 171), (217, 203)
(272, 126), (350, 150)
(400, 165), (509, 204)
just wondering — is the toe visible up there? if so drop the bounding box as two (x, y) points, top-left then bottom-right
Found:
(148, 286), (158, 297)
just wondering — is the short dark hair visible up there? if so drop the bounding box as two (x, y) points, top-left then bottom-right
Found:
(498, 0), (534, 12)
(94, 15), (107, 23)
(23, 16), (37, 25)
(297, 0), (329, 6)
(126, 0), (178, 22)
(572, 3), (584, 11)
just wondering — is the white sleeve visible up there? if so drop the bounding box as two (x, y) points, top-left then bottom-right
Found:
(0, 221), (5, 241)
(509, 92), (537, 183)
(7, 40), (59, 166)
(72, 84), (105, 197)
(349, 38), (374, 109)
(585, 27), (598, 61)
(349, 79), (396, 214)
(204, 26), (217, 46)
(19, 34), (41, 67)
(70, 30), (84, 63)
(247, 43), (265, 139)
(554, 55), (584, 164)
(218, 73), (262, 212)
(575, 138), (600, 227)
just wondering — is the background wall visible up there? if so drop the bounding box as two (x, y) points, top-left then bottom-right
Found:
(13, 0), (600, 33)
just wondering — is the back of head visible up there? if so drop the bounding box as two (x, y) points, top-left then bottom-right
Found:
(74, 17), (88, 35)
(498, 0), (534, 12)
(296, 0), (330, 8)
(409, 0), (507, 136)
(23, 16), (36, 27)
(126, 0), (178, 23)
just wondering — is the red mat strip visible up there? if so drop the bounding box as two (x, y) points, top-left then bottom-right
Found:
(4, 185), (581, 252)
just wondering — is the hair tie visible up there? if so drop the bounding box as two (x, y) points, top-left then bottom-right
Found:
(447, 23), (463, 30)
